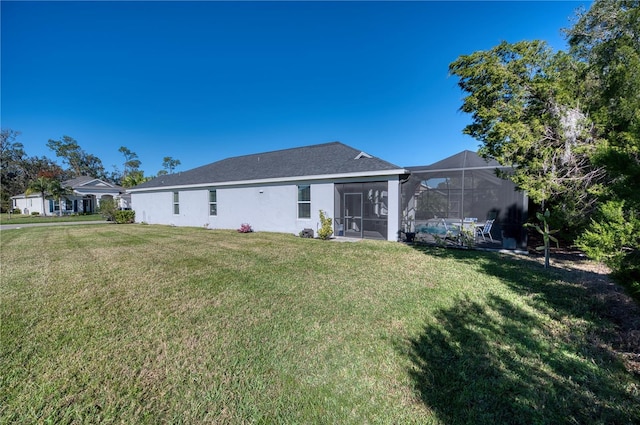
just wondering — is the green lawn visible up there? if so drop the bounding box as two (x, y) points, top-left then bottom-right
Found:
(1, 226), (638, 424)
(0, 213), (104, 224)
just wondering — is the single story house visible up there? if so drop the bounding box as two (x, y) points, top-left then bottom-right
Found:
(128, 142), (408, 241)
(11, 176), (130, 216)
(129, 142), (528, 247)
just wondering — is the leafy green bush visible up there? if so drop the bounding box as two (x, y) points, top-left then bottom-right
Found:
(30, 211), (39, 216)
(11, 208), (21, 215)
(98, 198), (118, 221)
(317, 210), (333, 240)
(577, 201), (640, 299)
(114, 210), (135, 224)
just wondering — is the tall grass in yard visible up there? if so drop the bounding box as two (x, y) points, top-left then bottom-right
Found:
(1, 225), (638, 424)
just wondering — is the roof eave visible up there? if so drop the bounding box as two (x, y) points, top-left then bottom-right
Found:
(127, 169), (409, 193)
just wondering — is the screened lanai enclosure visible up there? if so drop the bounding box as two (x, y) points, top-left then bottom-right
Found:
(402, 150), (528, 250)
(334, 182), (389, 240)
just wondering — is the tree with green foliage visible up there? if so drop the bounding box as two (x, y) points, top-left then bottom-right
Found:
(449, 0), (640, 293)
(120, 170), (150, 188)
(48, 180), (74, 217)
(162, 156), (181, 174)
(118, 146), (142, 178)
(567, 0), (640, 290)
(449, 40), (603, 232)
(98, 197), (118, 221)
(47, 136), (105, 179)
(25, 177), (53, 216)
(0, 129), (26, 211)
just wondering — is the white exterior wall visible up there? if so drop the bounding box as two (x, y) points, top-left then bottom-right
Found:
(387, 177), (401, 241)
(132, 182), (335, 236)
(132, 177), (402, 241)
(13, 196), (45, 215)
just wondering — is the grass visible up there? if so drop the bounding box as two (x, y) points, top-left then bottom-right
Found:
(1, 225), (638, 424)
(0, 213), (104, 224)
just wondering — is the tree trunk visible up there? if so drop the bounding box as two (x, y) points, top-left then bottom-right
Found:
(544, 246), (550, 268)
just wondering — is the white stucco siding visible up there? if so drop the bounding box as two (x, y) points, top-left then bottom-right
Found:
(132, 190), (187, 225)
(12, 196), (44, 215)
(131, 182), (336, 236)
(387, 177), (401, 241)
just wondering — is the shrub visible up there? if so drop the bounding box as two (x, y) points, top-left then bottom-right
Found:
(114, 210), (135, 224)
(577, 201), (640, 299)
(237, 223), (253, 233)
(98, 198), (118, 221)
(31, 211), (40, 216)
(11, 208), (21, 215)
(317, 210), (333, 240)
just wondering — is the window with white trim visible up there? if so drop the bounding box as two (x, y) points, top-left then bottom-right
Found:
(209, 190), (217, 216)
(297, 185), (310, 219)
(173, 191), (179, 214)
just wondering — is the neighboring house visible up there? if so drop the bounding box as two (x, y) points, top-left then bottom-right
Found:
(129, 142), (409, 241)
(11, 176), (129, 216)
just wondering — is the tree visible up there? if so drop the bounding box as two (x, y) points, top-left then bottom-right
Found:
(48, 180), (74, 217)
(23, 157), (64, 187)
(449, 0), (640, 292)
(98, 197), (118, 221)
(25, 177), (52, 216)
(161, 157), (181, 174)
(118, 146), (142, 178)
(449, 41), (604, 229)
(567, 0), (640, 289)
(47, 136), (106, 179)
(120, 170), (150, 188)
(0, 129), (26, 211)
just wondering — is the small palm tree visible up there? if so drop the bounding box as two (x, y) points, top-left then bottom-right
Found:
(48, 180), (74, 216)
(26, 177), (52, 216)
(525, 209), (560, 268)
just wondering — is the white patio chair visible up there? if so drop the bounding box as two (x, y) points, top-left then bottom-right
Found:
(476, 219), (494, 242)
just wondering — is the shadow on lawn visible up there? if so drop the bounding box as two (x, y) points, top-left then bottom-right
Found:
(400, 247), (640, 425)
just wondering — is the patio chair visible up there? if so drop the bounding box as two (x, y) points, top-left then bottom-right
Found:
(476, 219), (494, 242)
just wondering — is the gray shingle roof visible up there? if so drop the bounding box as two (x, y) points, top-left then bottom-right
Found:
(406, 150), (505, 172)
(131, 142), (405, 190)
(63, 176), (122, 190)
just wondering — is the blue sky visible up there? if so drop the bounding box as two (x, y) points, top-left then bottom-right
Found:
(2, 1), (590, 176)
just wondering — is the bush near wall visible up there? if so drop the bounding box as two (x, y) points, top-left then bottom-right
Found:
(114, 210), (135, 224)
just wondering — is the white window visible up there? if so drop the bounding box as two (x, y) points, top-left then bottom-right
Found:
(297, 185), (310, 219)
(209, 190), (217, 216)
(173, 192), (179, 214)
